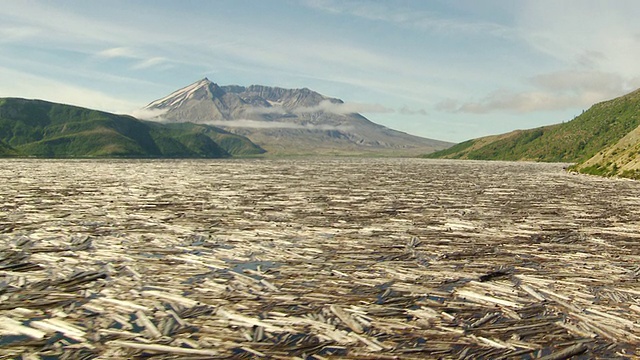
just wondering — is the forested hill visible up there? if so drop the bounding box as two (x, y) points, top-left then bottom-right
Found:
(425, 88), (640, 174)
(0, 98), (264, 158)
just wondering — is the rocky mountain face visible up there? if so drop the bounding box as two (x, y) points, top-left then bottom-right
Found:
(142, 78), (452, 156)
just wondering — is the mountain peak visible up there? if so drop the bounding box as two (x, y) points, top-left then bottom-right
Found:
(200, 77), (213, 85)
(145, 78), (221, 109)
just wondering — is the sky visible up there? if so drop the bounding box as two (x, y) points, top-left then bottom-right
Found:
(2, 0), (640, 142)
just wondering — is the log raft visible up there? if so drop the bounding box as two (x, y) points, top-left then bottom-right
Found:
(0, 158), (638, 358)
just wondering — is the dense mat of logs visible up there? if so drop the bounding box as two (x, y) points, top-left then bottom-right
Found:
(0, 158), (639, 359)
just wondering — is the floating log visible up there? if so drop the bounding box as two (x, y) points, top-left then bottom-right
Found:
(0, 159), (639, 358)
(0, 316), (46, 339)
(538, 343), (588, 360)
(107, 340), (220, 356)
(330, 305), (364, 334)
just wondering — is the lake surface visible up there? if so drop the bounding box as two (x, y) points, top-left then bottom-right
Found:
(0, 158), (638, 358)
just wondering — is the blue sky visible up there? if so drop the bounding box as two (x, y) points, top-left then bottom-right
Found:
(2, 0), (640, 142)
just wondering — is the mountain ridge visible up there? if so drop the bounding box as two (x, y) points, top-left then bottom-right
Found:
(0, 97), (264, 158)
(143, 79), (452, 156)
(426, 89), (640, 162)
(425, 87), (640, 179)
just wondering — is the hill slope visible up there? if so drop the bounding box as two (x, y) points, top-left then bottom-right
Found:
(143, 78), (453, 156)
(572, 123), (640, 178)
(426, 90), (640, 162)
(426, 89), (640, 163)
(0, 139), (17, 156)
(0, 98), (264, 158)
(425, 90), (640, 179)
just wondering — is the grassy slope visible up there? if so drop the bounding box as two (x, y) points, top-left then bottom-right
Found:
(426, 89), (640, 163)
(150, 122), (265, 156)
(0, 98), (264, 158)
(573, 124), (640, 179)
(0, 139), (17, 156)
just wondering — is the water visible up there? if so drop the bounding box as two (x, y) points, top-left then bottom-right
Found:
(1, 158), (639, 358)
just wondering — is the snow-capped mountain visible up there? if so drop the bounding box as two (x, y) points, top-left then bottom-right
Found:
(146, 78), (219, 109)
(142, 78), (452, 155)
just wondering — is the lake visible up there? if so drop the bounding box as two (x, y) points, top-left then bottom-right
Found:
(0, 158), (638, 358)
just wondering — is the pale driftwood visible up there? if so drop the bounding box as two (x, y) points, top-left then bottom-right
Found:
(28, 322), (83, 342)
(107, 340), (219, 355)
(1, 158), (640, 358)
(538, 343), (588, 360)
(134, 310), (162, 339)
(455, 290), (522, 308)
(330, 304), (364, 334)
(0, 316), (46, 339)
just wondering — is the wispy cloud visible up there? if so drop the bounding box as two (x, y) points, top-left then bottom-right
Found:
(437, 90), (592, 114)
(0, 65), (139, 114)
(96, 47), (136, 59)
(529, 70), (632, 95)
(95, 47), (171, 70)
(516, 1), (640, 76)
(294, 100), (393, 115)
(437, 70), (640, 114)
(399, 106), (428, 116)
(1, 2), (141, 45)
(1, 1), (446, 114)
(132, 57), (171, 70)
(130, 108), (168, 120)
(6, 0), (640, 142)
(303, 0), (512, 37)
(431, 2), (640, 118)
(0, 25), (41, 42)
(206, 119), (352, 131)
(244, 99), (403, 116)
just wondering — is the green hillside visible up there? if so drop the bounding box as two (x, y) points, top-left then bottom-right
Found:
(426, 89), (640, 163)
(151, 122), (265, 156)
(0, 139), (17, 156)
(0, 98), (265, 158)
(571, 123), (640, 179)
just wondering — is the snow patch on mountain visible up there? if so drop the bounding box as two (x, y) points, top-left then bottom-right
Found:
(145, 78), (212, 109)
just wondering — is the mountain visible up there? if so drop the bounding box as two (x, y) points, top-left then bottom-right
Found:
(0, 98), (264, 158)
(0, 139), (17, 156)
(142, 78), (453, 156)
(425, 89), (640, 169)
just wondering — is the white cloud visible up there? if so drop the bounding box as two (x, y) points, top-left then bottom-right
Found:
(0, 66), (138, 114)
(206, 119), (351, 131)
(95, 47), (171, 70)
(1, 1), (449, 114)
(432, 1), (640, 117)
(303, 0), (512, 37)
(1, 2), (139, 45)
(244, 99), (394, 116)
(294, 100), (393, 115)
(130, 108), (168, 120)
(0, 25), (41, 42)
(438, 91), (595, 114)
(438, 69), (640, 114)
(9, 0), (640, 142)
(132, 57), (171, 70)
(399, 106), (428, 116)
(529, 70), (630, 94)
(96, 47), (136, 59)
(516, 0), (640, 75)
